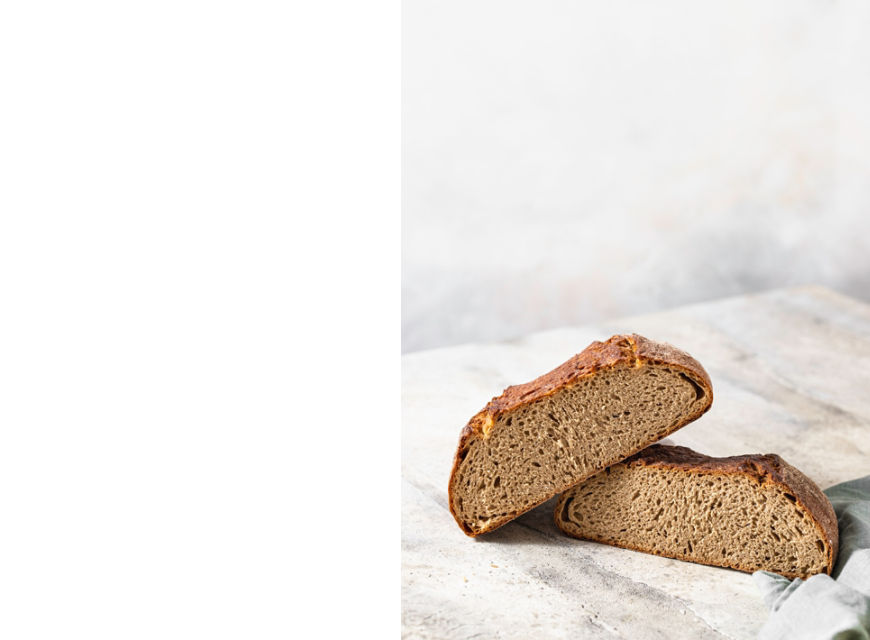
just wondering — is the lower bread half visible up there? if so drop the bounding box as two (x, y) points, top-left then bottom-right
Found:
(554, 445), (839, 579)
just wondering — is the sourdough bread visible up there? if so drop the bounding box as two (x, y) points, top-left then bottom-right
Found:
(448, 334), (713, 536)
(554, 444), (839, 579)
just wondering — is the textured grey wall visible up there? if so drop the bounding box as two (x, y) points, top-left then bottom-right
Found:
(403, 0), (870, 352)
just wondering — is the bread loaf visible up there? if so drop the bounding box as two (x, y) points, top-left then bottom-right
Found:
(554, 444), (839, 579)
(448, 334), (713, 536)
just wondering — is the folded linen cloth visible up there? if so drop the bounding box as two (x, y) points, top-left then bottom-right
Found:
(753, 475), (870, 639)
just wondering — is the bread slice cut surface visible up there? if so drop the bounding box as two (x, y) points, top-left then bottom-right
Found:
(448, 334), (713, 536)
(554, 444), (839, 579)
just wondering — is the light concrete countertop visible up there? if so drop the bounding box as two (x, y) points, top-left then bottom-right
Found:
(402, 286), (870, 639)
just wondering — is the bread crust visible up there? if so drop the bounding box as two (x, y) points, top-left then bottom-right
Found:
(554, 444), (840, 578)
(448, 334), (714, 536)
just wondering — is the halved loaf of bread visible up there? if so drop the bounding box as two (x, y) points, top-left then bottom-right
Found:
(448, 334), (713, 536)
(554, 444), (839, 579)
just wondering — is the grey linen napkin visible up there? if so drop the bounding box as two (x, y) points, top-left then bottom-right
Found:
(753, 475), (870, 639)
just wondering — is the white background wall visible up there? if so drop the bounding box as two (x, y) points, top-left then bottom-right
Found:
(2, 1), (399, 637)
(403, 0), (870, 352)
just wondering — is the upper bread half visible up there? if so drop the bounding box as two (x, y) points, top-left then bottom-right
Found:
(448, 334), (713, 536)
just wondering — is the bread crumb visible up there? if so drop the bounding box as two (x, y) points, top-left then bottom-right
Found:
(490, 563), (498, 568)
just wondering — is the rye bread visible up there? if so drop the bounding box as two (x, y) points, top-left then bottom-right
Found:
(555, 444), (839, 579)
(448, 334), (713, 536)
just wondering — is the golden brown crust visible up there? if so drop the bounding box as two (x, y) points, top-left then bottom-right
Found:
(473, 334), (712, 422)
(448, 334), (714, 536)
(554, 444), (840, 578)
